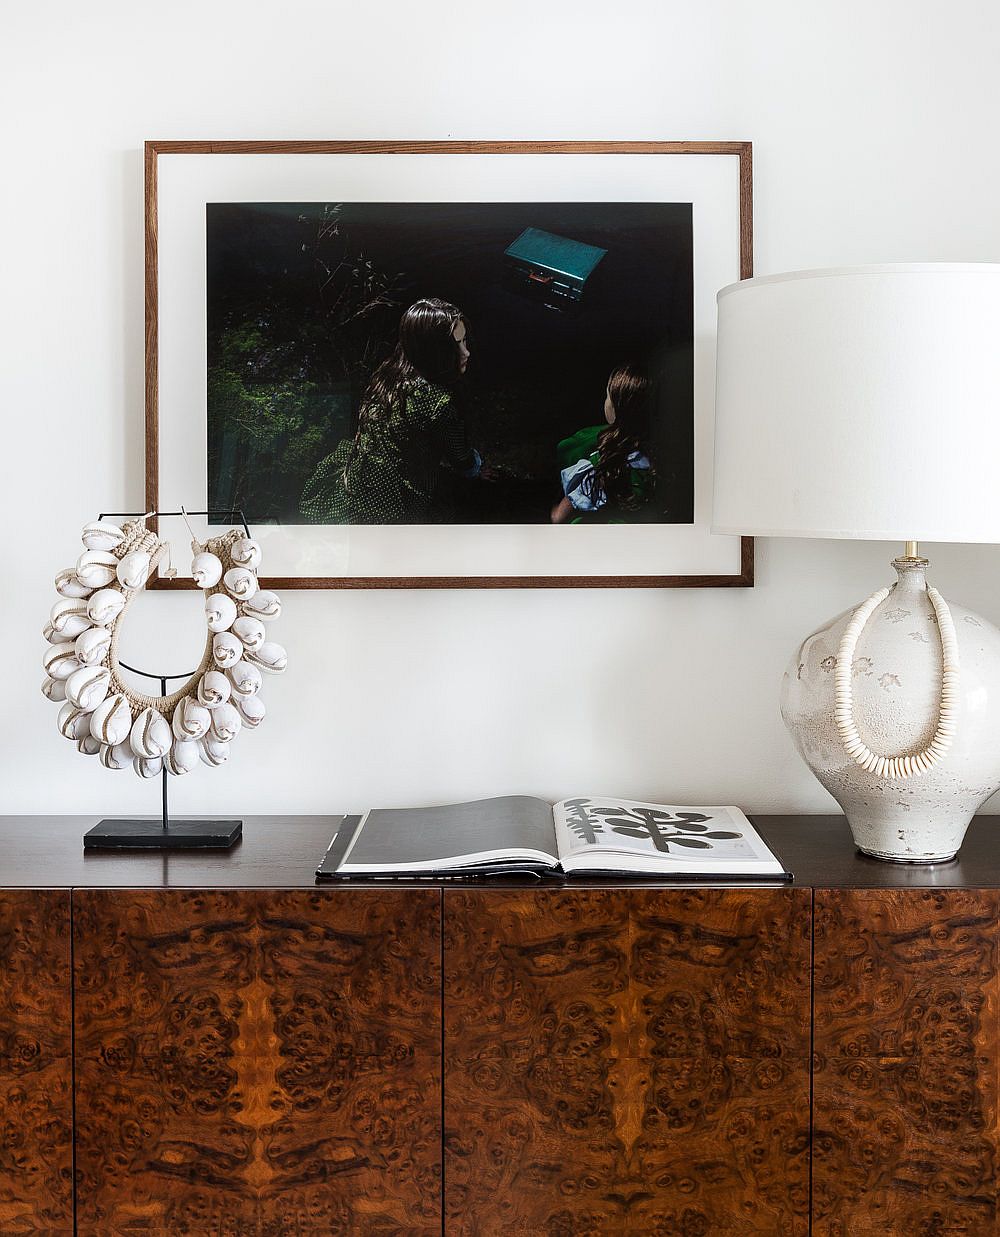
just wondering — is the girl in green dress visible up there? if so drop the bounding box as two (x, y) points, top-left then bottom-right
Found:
(300, 298), (486, 523)
(551, 363), (656, 523)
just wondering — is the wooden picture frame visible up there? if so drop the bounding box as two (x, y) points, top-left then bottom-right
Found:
(145, 140), (753, 589)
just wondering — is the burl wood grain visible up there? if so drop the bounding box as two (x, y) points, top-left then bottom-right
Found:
(0, 891), (73, 1235)
(73, 889), (441, 1235)
(445, 889), (810, 1235)
(813, 889), (999, 1235)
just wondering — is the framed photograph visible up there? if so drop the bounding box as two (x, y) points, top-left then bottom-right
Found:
(146, 140), (753, 589)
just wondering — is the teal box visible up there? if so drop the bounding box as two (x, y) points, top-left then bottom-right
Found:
(503, 227), (608, 306)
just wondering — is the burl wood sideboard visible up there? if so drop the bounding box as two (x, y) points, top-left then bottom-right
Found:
(1, 814), (998, 1235)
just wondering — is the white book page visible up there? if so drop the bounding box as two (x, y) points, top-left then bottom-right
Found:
(552, 797), (786, 874)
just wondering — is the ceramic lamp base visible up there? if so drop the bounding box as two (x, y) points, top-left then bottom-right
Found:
(780, 557), (1000, 863)
(857, 844), (957, 865)
(846, 795), (970, 863)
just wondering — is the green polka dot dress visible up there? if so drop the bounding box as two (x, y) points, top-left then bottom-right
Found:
(300, 379), (477, 524)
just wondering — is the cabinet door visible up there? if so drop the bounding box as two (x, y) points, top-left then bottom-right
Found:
(0, 891), (73, 1235)
(813, 889), (999, 1235)
(445, 889), (811, 1235)
(73, 889), (441, 1235)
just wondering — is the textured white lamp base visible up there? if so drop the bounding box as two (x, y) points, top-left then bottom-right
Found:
(780, 558), (1000, 863)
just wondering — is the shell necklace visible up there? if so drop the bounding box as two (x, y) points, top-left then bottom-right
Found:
(42, 515), (286, 778)
(834, 581), (958, 780)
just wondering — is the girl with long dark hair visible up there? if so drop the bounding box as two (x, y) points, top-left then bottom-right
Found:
(301, 298), (486, 523)
(551, 363), (656, 523)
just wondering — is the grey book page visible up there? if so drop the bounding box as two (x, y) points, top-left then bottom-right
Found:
(339, 795), (558, 871)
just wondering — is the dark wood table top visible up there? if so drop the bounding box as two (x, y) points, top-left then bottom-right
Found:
(1, 814), (999, 889)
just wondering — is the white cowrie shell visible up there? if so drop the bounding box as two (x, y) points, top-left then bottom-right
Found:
(49, 617), (88, 643)
(117, 551), (152, 591)
(205, 593), (238, 633)
(232, 616), (266, 651)
(228, 660), (262, 699)
(77, 734), (101, 757)
(235, 694), (266, 728)
(246, 640), (287, 674)
(191, 552), (223, 589)
(197, 670), (231, 709)
(75, 626), (112, 666)
(171, 697), (211, 741)
(42, 677), (67, 702)
(230, 537), (262, 570)
(241, 590), (281, 621)
(200, 735), (231, 766)
(55, 568), (93, 599)
(76, 551), (118, 589)
(134, 755), (164, 779)
(58, 702), (93, 740)
(87, 588), (126, 625)
(210, 702), (242, 743)
(223, 567), (257, 602)
(43, 622), (73, 645)
(43, 644), (82, 680)
(50, 598), (92, 638)
(81, 521), (125, 552)
(99, 740), (132, 770)
(66, 665), (111, 712)
(130, 707), (172, 759)
(213, 631), (243, 669)
(165, 738), (201, 775)
(90, 694), (133, 746)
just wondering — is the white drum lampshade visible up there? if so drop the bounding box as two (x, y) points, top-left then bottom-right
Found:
(713, 264), (1000, 861)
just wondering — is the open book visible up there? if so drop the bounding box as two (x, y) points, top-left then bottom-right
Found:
(316, 796), (790, 881)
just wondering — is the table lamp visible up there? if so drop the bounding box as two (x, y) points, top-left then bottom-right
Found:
(713, 264), (1000, 862)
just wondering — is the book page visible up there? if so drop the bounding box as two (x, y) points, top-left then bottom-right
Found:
(552, 797), (785, 874)
(338, 795), (558, 873)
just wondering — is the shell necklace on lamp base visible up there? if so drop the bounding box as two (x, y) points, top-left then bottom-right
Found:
(780, 551), (1000, 862)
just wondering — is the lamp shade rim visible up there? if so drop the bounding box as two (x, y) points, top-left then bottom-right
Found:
(710, 523), (1000, 544)
(717, 261), (1000, 301)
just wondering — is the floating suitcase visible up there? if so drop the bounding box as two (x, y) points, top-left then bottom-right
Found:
(503, 227), (607, 308)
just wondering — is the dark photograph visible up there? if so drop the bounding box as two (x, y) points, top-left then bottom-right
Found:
(206, 201), (693, 526)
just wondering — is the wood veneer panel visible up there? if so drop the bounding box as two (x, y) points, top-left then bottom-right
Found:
(0, 891), (73, 1234)
(813, 889), (999, 1235)
(73, 889), (441, 1235)
(444, 888), (810, 1235)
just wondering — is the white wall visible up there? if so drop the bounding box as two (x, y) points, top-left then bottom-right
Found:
(4, 0), (1000, 816)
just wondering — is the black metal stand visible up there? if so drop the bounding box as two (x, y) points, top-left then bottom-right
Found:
(83, 510), (249, 851)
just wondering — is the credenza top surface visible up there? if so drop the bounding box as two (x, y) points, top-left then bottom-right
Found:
(0, 814), (998, 889)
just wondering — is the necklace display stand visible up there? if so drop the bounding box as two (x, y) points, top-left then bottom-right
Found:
(83, 510), (249, 851)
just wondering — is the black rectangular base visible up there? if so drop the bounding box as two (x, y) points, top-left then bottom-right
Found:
(84, 819), (243, 850)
